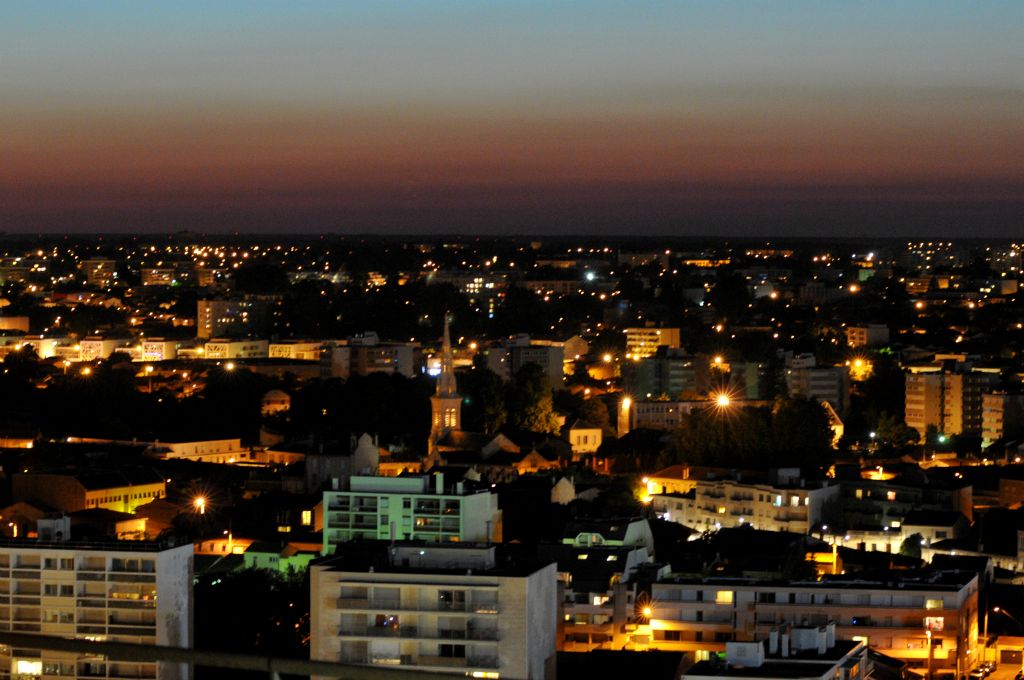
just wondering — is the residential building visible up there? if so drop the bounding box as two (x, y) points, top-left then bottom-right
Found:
(647, 570), (979, 673)
(310, 543), (557, 679)
(322, 473), (501, 553)
(0, 537), (192, 680)
(784, 355), (849, 411)
(682, 627), (866, 680)
(652, 473), (839, 535)
(623, 348), (711, 399)
(486, 335), (565, 387)
(348, 333), (417, 378)
(196, 298), (275, 339)
(982, 392), (1024, 449)
(625, 327), (681, 360)
(563, 419), (602, 458)
(905, 367), (999, 437)
(846, 324), (890, 348)
(79, 259), (119, 287)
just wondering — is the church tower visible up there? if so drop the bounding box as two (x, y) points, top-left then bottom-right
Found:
(430, 315), (461, 444)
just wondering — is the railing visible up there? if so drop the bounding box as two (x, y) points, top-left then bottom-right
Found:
(333, 597), (499, 614)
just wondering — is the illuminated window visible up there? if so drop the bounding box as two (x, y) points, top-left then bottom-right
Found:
(301, 510), (312, 526)
(715, 590), (734, 604)
(925, 598), (944, 610)
(886, 491), (896, 501)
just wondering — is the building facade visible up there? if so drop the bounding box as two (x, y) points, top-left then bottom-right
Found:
(310, 544), (556, 679)
(0, 539), (192, 680)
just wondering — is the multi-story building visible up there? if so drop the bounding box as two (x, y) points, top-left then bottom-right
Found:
(981, 392), (1024, 449)
(0, 537), (192, 680)
(196, 298), (275, 339)
(625, 327), (681, 361)
(486, 335), (565, 387)
(905, 366), (999, 437)
(784, 355), (849, 411)
(623, 348), (710, 399)
(845, 324), (890, 348)
(322, 473), (501, 553)
(348, 333), (417, 379)
(647, 571), (978, 673)
(79, 259), (119, 288)
(310, 543), (556, 680)
(652, 475), (839, 535)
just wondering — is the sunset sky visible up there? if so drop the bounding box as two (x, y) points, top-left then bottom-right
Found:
(2, 1), (1022, 235)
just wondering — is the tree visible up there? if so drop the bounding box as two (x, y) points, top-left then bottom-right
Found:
(899, 533), (924, 559)
(770, 397), (834, 467)
(875, 412), (919, 449)
(506, 364), (560, 434)
(459, 368), (507, 434)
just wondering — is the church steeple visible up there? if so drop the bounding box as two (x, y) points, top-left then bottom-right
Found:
(430, 314), (461, 445)
(435, 314), (457, 398)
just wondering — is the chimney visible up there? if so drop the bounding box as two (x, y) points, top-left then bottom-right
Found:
(781, 632), (790, 658)
(769, 628), (779, 655)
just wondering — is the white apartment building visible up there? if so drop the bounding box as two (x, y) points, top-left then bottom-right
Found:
(0, 537), (192, 680)
(648, 572), (978, 673)
(652, 477), (839, 535)
(846, 324), (890, 348)
(310, 543), (557, 680)
(784, 356), (850, 411)
(322, 474), (501, 553)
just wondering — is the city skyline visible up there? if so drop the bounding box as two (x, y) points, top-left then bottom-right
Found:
(2, 1), (1022, 235)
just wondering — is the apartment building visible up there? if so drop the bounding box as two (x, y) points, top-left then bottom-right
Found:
(652, 475), (839, 535)
(0, 537), (192, 680)
(310, 543), (557, 680)
(202, 339), (269, 360)
(647, 571), (979, 673)
(623, 348), (711, 399)
(981, 392), (1024, 448)
(348, 333), (417, 379)
(322, 473), (501, 553)
(846, 324), (890, 348)
(625, 327), (681, 361)
(784, 355), (850, 411)
(905, 367), (999, 437)
(486, 335), (565, 387)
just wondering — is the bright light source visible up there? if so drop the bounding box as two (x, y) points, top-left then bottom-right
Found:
(225, 362), (235, 371)
(715, 393), (731, 408)
(621, 397), (632, 411)
(194, 497), (206, 514)
(642, 606), (652, 618)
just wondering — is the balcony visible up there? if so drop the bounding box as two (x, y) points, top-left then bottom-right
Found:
(333, 597), (499, 614)
(339, 626), (420, 639)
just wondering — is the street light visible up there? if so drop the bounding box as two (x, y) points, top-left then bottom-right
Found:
(194, 497), (206, 515)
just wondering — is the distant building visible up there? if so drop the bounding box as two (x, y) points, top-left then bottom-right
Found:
(203, 338), (269, 359)
(784, 355), (849, 411)
(625, 327), (681, 360)
(310, 542), (557, 680)
(348, 332), (416, 378)
(846, 324), (890, 348)
(981, 392), (1024, 449)
(486, 334), (565, 387)
(905, 366), (998, 437)
(563, 419), (602, 458)
(79, 258), (119, 287)
(653, 474), (839, 535)
(196, 298), (275, 339)
(430, 318), (462, 446)
(623, 347), (711, 399)
(12, 469), (166, 514)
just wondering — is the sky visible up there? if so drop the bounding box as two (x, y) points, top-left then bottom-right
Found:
(1, 1), (1022, 235)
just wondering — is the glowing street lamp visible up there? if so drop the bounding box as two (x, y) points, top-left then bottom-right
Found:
(714, 393), (731, 408)
(224, 362), (235, 371)
(194, 497), (206, 515)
